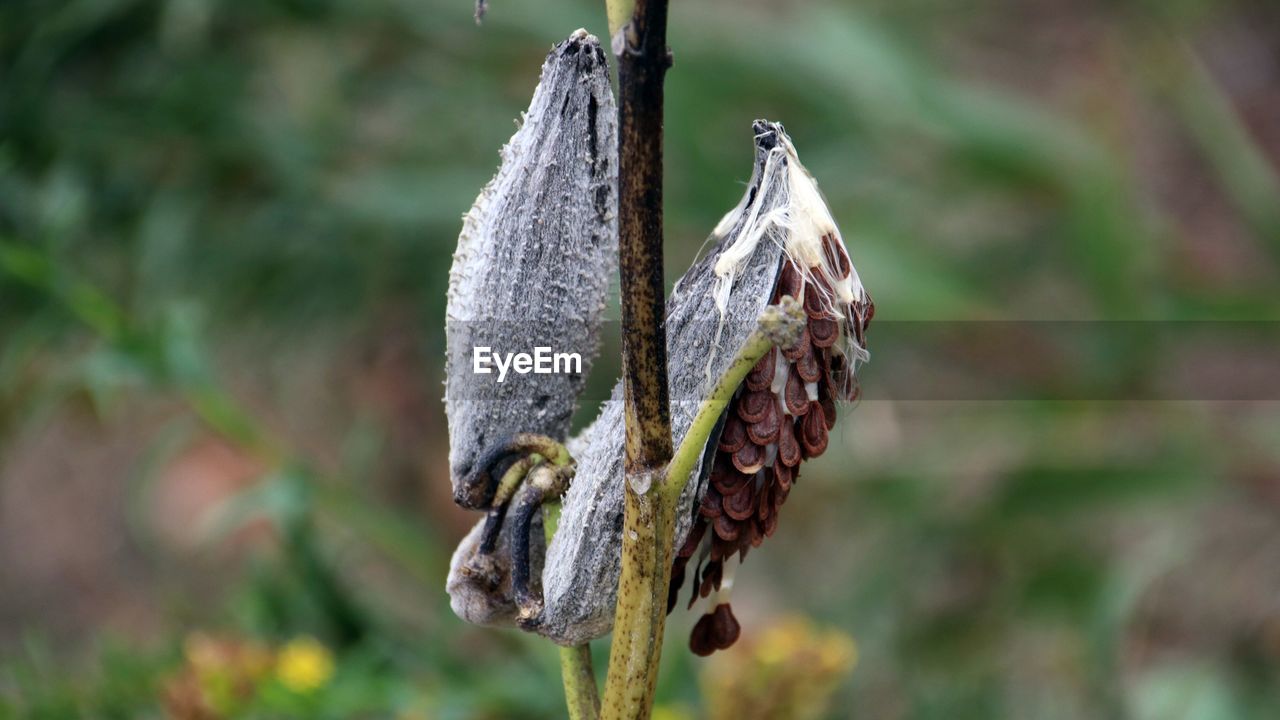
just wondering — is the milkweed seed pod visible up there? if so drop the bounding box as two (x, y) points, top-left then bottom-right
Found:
(537, 120), (873, 646)
(445, 30), (616, 627)
(445, 30), (616, 509)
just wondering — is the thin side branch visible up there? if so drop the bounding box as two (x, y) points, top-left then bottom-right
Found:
(663, 298), (807, 504)
(544, 503), (602, 720)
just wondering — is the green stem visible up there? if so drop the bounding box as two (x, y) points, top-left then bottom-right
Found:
(603, 474), (676, 719)
(603, 301), (804, 718)
(545, 502), (602, 720)
(663, 330), (774, 503)
(560, 643), (602, 720)
(604, 0), (635, 37)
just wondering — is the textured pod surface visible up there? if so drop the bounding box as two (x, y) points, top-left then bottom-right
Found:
(536, 122), (804, 645)
(445, 30), (617, 509)
(445, 31), (616, 628)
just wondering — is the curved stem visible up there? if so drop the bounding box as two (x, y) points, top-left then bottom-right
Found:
(663, 331), (772, 503)
(665, 298), (806, 502)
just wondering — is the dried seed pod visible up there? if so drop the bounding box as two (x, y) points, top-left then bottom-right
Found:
(445, 30), (616, 629)
(445, 30), (617, 511)
(667, 121), (873, 654)
(531, 121), (871, 648)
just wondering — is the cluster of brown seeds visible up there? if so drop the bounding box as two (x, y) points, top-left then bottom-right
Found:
(670, 234), (873, 656)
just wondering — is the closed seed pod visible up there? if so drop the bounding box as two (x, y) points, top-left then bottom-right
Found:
(445, 30), (617, 629)
(445, 29), (617, 510)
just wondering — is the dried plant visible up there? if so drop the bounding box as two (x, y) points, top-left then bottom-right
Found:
(444, 10), (871, 720)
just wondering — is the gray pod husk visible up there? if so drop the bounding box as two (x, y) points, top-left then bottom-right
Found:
(448, 122), (792, 638)
(448, 120), (820, 640)
(537, 122), (797, 644)
(445, 30), (617, 508)
(445, 31), (616, 628)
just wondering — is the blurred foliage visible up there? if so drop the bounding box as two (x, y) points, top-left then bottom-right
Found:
(3, 0), (1280, 718)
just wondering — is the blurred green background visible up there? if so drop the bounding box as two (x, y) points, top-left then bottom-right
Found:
(3, 0), (1280, 717)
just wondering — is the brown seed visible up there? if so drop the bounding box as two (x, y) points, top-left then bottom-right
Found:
(698, 559), (723, 598)
(810, 316), (838, 348)
(700, 486), (723, 518)
(690, 613), (716, 656)
(774, 459), (795, 490)
(713, 513), (740, 541)
(775, 476), (792, 505)
(724, 482), (756, 521)
(737, 525), (752, 558)
(709, 538), (727, 562)
(776, 261), (804, 300)
(731, 440), (765, 474)
(820, 392), (837, 430)
(761, 506), (780, 537)
(668, 562), (686, 613)
(736, 389), (773, 424)
(785, 366), (809, 416)
(782, 326), (811, 361)
(746, 397), (781, 445)
(713, 467), (751, 495)
(800, 402), (829, 457)
(822, 233), (852, 280)
(710, 603), (741, 650)
(804, 284), (829, 319)
(826, 353), (858, 401)
(796, 342), (822, 383)
(718, 414), (747, 453)
(757, 483), (772, 521)
(777, 417), (801, 467)
(745, 349), (775, 392)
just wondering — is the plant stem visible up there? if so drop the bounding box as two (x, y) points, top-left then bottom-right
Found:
(615, 2), (673, 472)
(663, 332), (774, 503)
(560, 643), (602, 720)
(604, 0), (635, 37)
(602, 0), (674, 716)
(545, 502), (602, 719)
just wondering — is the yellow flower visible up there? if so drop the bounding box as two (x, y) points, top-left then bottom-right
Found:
(275, 636), (335, 694)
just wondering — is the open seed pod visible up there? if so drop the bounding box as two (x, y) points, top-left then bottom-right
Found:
(537, 120), (873, 646)
(445, 30), (616, 627)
